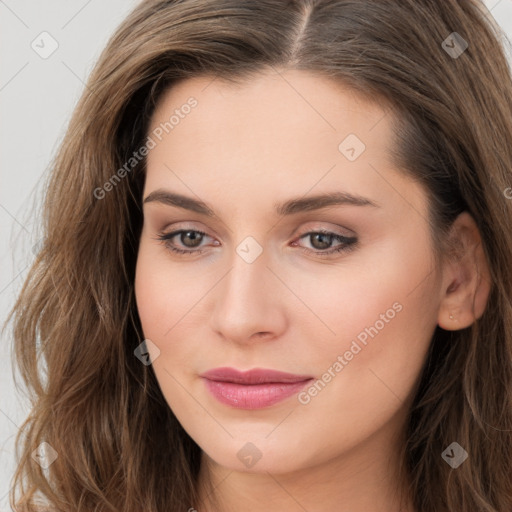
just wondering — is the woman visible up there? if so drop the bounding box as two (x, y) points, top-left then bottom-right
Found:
(6, 0), (512, 510)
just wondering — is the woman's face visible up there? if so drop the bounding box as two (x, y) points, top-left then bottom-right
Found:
(135, 69), (443, 475)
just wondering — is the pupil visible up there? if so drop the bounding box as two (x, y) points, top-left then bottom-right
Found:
(182, 231), (202, 247)
(312, 233), (332, 250)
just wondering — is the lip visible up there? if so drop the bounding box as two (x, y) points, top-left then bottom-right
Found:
(200, 367), (314, 409)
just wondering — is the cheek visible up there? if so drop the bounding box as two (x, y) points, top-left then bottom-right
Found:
(134, 237), (205, 340)
(134, 250), (168, 340)
(134, 238), (221, 392)
(299, 234), (436, 350)
(297, 235), (438, 413)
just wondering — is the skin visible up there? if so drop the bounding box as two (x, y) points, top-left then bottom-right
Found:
(134, 68), (491, 512)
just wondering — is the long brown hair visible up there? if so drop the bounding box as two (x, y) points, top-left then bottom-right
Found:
(5, 0), (512, 510)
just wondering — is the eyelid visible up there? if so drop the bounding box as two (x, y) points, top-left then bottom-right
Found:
(292, 222), (356, 239)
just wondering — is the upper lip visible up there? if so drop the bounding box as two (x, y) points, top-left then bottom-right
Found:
(200, 367), (314, 385)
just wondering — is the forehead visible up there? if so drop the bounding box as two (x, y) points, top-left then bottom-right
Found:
(148, 68), (387, 139)
(143, 69), (425, 222)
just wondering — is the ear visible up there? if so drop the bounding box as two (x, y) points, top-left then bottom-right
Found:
(437, 212), (492, 330)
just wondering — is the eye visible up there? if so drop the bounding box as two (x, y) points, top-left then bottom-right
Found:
(154, 229), (215, 255)
(292, 230), (358, 257)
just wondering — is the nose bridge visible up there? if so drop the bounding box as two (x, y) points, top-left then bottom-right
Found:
(209, 239), (284, 342)
(221, 241), (270, 316)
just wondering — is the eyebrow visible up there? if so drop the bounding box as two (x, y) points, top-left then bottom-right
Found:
(142, 189), (379, 216)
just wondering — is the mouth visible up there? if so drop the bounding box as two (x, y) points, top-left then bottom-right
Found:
(200, 367), (314, 409)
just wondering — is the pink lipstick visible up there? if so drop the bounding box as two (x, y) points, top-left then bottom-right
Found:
(200, 367), (314, 409)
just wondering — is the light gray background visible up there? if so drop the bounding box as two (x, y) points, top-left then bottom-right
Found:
(1, 0), (511, 509)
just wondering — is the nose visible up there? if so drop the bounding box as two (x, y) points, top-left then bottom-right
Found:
(208, 245), (287, 345)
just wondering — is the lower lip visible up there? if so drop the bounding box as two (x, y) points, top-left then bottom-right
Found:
(202, 378), (313, 409)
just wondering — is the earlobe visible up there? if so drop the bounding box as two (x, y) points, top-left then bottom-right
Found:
(437, 212), (492, 331)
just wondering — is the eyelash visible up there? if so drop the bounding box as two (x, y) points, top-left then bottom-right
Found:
(154, 228), (357, 258)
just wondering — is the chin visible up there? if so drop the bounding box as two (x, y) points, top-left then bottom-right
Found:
(198, 434), (317, 475)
